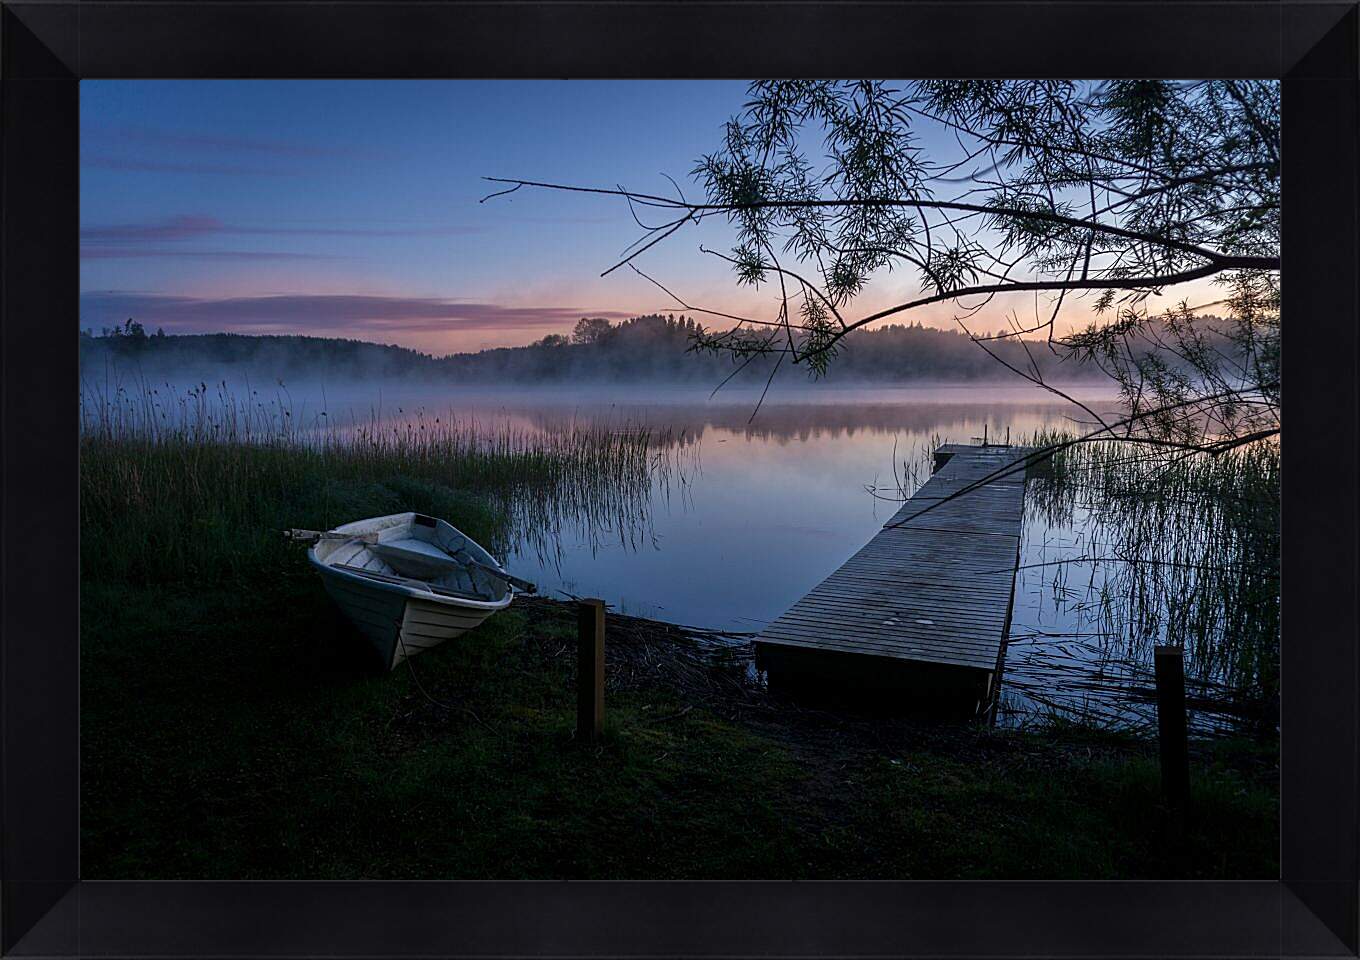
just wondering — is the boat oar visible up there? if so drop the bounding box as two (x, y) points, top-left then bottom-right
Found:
(366, 543), (537, 594)
(286, 528), (537, 594)
(284, 528), (376, 544)
(468, 559), (537, 595)
(333, 563), (483, 601)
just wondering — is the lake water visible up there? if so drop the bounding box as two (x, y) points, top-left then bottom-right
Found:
(479, 387), (1095, 631)
(298, 381), (1251, 734)
(89, 376), (1258, 733)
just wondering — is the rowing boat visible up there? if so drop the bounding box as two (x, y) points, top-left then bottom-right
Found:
(290, 513), (531, 670)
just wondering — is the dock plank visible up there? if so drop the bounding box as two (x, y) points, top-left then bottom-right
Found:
(756, 445), (1031, 681)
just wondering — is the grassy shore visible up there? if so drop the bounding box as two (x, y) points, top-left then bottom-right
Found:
(81, 414), (1278, 880)
(83, 577), (1278, 879)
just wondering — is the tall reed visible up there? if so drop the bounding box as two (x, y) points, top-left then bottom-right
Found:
(80, 381), (688, 586)
(1023, 430), (1280, 728)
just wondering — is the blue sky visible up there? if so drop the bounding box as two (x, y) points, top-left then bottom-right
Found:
(80, 80), (1214, 355)
(81, 81), (792, 352)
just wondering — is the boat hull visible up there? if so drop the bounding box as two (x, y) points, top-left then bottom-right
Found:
(320, 569), (503, 670)
(308, 511), (515, 671)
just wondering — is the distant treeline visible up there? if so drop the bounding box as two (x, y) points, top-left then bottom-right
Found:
(79, 313), (1114, 385)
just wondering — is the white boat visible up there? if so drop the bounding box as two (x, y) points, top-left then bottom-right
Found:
(297, 512), (526, 671)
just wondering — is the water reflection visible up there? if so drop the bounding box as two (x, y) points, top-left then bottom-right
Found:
(85, 377), (1273, 734)
(1002, 442), (1278, 736)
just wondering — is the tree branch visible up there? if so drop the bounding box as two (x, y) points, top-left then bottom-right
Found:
(481, 177), (1280, 271)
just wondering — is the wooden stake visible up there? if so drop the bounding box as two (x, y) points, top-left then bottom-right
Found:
(577, 599), (605, 743)
(1154, 645), (1190, 815)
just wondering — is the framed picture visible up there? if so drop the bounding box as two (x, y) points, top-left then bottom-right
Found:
(2, 1), (1355, 957)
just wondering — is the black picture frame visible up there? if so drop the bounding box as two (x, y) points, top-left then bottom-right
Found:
(2, 2), (1355, 956)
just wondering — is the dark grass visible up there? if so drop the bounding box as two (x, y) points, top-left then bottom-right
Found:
(81, 582), (805, 879)
(82, 562), (1278, 879)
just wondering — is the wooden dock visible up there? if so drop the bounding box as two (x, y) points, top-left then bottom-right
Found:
(755, 443), (1033, 716)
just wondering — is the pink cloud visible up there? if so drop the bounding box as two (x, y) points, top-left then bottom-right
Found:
(81, 154), (301, 177)
(81, 214), (487, 252)
(81, 249), (350, 262)
(79, 291), (634, 338)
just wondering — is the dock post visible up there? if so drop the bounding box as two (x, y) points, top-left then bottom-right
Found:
(1154, 645), (1190, 815)
(577, 599), (605, 743)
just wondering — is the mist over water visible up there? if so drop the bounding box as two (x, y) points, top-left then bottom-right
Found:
(84, 372), (1260, 734)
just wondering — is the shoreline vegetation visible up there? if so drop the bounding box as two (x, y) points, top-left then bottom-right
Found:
(1023, 432), (1280, 736)
(81, 385), (1279, 879)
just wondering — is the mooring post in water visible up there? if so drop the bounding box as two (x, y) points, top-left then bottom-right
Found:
(1154, 645), (1191, 815)
(577, 598), (606, 743)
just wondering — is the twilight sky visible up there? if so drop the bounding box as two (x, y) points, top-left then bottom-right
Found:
(80, 80), (1213, 355)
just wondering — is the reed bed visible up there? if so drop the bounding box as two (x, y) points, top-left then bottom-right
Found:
(80, 380), (689, 586)
(1021, 429), (1280, 731)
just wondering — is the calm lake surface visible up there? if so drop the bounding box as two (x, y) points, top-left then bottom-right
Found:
(290, 381), (1242, 734)
(91, 376), (1253, 733)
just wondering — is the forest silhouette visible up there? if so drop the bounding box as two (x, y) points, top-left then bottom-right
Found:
(79, 312), (1129, 385)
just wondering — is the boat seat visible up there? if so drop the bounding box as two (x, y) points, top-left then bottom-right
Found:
(369, 538), (459, 578)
